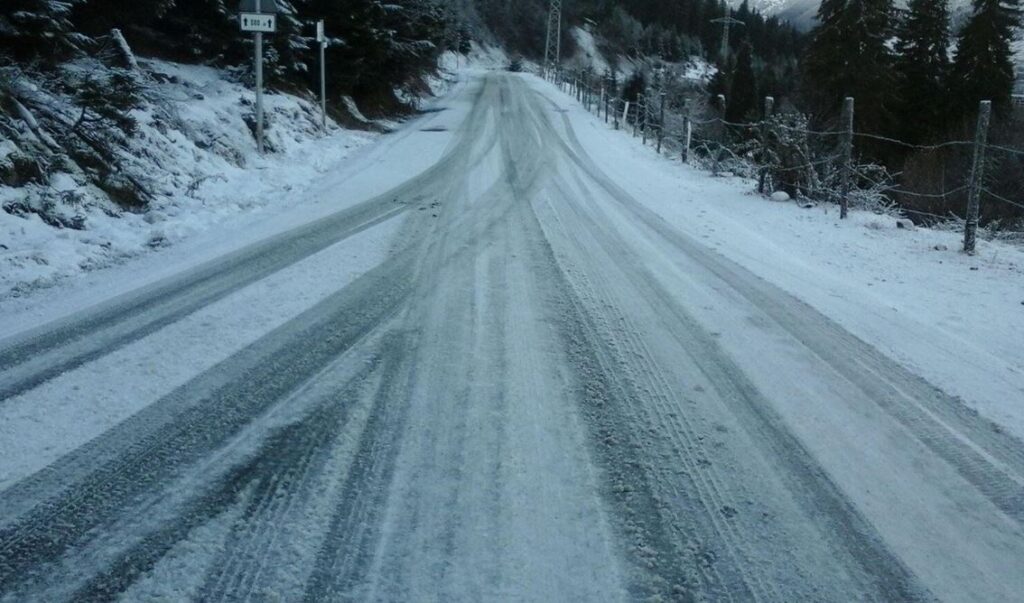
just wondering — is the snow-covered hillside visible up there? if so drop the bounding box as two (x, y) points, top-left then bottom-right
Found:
(0, 55), (461, 299)
(566, 26), (716, 84)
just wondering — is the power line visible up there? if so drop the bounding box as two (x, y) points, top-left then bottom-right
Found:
(981, 187), (1024, 211)
(984, 143), (1024, 158)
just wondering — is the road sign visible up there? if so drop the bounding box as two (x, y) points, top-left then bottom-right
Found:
(238, 0), (278, 13)
(241, 13), (276, 32)
(238, 0), (278, 155)
(316, 20), (325, 43)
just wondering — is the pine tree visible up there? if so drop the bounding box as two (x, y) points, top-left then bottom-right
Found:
(622, 70), (646, 105)
(894, 0), (951, 143)
(950, 0), (1021, 117)
(726, 42), (757, 124)
(802, 0), (897, 135)
(0, 0), (87, 62)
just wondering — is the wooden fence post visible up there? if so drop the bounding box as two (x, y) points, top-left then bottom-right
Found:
(758, 96), (774, 194)
(839, 97), (855, 219)
(641, 94), (648, 145)
(657, 92), (666, 153)
(682, 101), (692, 163)
(626, 96), (634, 136)
(964, 100), (992, 254)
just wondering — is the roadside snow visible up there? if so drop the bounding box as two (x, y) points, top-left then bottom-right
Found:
(526, 73), (1024, 441)
(0, 59), (380, 299)
(0, 64), (477, 488)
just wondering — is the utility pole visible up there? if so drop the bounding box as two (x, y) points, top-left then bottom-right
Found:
(964, 100), (992, 254)
(544, 0), (562, 79)
(254, 0), (264, 153)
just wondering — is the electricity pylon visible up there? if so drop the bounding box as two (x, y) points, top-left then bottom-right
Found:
(544, 0), (562, 79)
(710, 15), (744, 66)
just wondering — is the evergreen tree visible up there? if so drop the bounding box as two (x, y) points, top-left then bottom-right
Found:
(894, 0), (951, 143)
(622, 70), (646, 105)
(0, 0), (87, 62)
(950, 0), (1021, 117)
(726, 42), (757, 124)
(802, 0), (897, 135)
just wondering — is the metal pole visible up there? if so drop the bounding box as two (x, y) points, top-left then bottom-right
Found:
(254, 0), (264, 154)
(319, 31), (326, 130)
(964, 100), (992, 254)
(839, 97), (854, 219)
(255, 31), (264, 154)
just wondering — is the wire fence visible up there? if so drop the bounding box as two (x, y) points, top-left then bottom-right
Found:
(547, 68), (1024, 254)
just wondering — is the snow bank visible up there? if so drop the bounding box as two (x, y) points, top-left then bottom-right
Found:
(0, 59), (376, 299)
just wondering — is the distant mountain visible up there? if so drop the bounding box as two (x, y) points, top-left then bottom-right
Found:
(732, 0), (982, 30)
(738, 0), (820, 28)
(729, 0), (820, 28)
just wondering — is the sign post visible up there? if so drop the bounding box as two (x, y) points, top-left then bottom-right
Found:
(317, 20), (326, 130)
(239, 0), (278, 154)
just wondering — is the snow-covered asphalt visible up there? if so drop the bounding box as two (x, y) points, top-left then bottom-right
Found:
(1, 72), (1023, 602)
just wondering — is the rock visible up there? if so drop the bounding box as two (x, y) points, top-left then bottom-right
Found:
(896, 218), (915, 229)
(98, 173), (147, 209)
(0, 153), (47, 187)
(770, 191), (790, 202)
(933, 244), (948, 251)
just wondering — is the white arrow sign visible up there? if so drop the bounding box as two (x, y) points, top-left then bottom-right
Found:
(240, 13), (276, 33)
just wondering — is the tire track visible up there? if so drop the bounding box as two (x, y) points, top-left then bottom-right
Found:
(555, 110), (1024, 526)
(512, 77), (930, 601)
(0, 75), (497, 403)
(535, 174), (929, 601)
(300, 332), (418, 603)
(67, 360), (373, 602)
(0, 198), (407, 402)
(0, 248), (416, 597)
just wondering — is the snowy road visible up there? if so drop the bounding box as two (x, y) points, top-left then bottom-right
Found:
(2, 72), (1024, 602)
